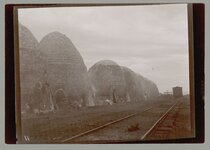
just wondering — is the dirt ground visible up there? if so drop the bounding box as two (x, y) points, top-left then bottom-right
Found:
(21, 96), (192, 143)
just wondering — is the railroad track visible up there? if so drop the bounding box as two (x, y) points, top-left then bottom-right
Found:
(140, 101), (180, 140)
(62, 107), (153, 143)
(23, 98), (187, 143)
(61, 101), (180, 143)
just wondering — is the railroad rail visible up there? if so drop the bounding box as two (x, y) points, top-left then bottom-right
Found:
(62, 101), (180, 143)
(22, 99), (186, 143)
(62, 107), (152, 143)
(140, 101), (179, 140)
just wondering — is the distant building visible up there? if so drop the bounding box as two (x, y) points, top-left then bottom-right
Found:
(172, 86), (183, 98)
(163, 91), (173, 95)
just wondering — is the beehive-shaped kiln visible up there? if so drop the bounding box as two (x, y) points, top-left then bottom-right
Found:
(19, 24), (45, 107)
(88, 60), (127, 104)
(136, 74), (159, 100)
(39, 32), (91, 106)
(121, 66), (144, 102)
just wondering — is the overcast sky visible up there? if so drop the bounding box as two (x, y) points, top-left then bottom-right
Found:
(18, 4), (189, 94)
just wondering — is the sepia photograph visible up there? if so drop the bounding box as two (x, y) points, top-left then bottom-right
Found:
(15, 4), (194, 143)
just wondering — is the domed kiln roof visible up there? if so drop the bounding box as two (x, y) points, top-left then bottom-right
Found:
(19, 23), (39, 49)
(88, 60), (126, 96)
(39, 31), (86, 69)
(95, 60), (119, 66)
(89, 60), (120, 72)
